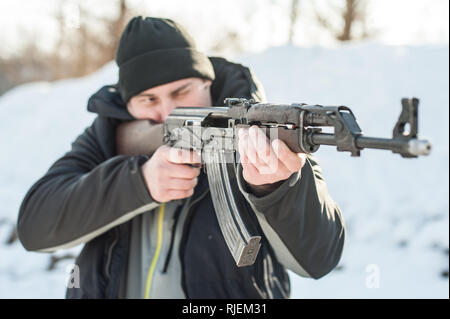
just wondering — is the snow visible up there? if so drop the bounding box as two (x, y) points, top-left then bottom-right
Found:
(0, 43), (448, 298)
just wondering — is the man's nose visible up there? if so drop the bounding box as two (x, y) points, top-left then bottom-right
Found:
(160, 101), (177, 121)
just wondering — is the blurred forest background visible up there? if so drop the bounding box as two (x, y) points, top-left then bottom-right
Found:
(0, 0), (448, 96)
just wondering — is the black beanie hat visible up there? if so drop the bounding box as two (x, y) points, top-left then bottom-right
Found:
(116, 16), (215, 103)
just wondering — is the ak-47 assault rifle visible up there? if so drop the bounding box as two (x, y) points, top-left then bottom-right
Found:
(116, 97), (432, 267)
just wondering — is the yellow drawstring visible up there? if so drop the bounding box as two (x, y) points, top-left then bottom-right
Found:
(144, 203), (165, 299)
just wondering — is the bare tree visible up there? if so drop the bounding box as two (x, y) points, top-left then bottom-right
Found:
(288, 0), (300, 45)
(67, 0), (132, 77)
(0, 0), (134, 95)
(0, 32), (54, 94)
(314, 0), (374, 42)
(209, 31), (245, 56)
(107, 0), (129, 61)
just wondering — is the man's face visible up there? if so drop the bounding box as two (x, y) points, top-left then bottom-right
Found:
(127, 77), (212, 122)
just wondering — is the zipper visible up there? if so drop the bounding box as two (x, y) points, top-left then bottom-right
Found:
(105, 228), (119, 280)
(162, 205), (183, 273)
(104, 227), (119, 298)
(144, 203), (166, 299)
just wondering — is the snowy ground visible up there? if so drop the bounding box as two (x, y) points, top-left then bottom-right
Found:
(0, 43), (448, 298)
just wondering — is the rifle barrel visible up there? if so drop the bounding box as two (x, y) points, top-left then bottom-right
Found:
(311, 133), (432, 156)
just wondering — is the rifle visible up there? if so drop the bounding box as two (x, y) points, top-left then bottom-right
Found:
(116, 97), (431, 267)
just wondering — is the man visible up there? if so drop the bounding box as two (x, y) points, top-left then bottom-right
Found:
(17, 16), (345, 299)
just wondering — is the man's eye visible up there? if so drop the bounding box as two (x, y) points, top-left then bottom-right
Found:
(141, 97), (155, 103)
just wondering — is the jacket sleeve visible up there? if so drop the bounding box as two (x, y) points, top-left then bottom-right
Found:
(17, 117), (161, 252)
(236, 154), (345, 279)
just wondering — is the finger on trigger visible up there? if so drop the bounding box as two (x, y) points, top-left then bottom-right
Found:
(167, 162), (200, 179)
